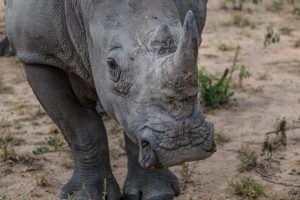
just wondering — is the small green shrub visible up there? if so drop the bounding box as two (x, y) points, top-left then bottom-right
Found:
(230, 176), (265, 199)
(262, 118), (288, 160)
(225, 0), (261, 10)
(198, 69), (234, 108)
(267, 0), (284, 12)
(35, 173), (49, 187)
(0, 145), (34, 164)
(46, 136), (64, 150)
(218, 43), (235, 51)
(180, 162), (195, 184)
(239, 65), (251, 88)
(32, 146), (49, 155)
(0, 193), (11, 200)
(0, 133), (24, 147)
(293, 6), (300, 16)
(232, 13), (250, 27)
(215, 131), (231, 145)
(238, 146), (258, 172)
(199, 46), (250, 108)
(264, 25), (280, 48)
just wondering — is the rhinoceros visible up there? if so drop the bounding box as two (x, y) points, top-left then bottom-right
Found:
(5, 0), (215, 199)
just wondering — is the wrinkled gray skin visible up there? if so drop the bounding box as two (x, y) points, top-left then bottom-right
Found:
(5, 0), (215, 199)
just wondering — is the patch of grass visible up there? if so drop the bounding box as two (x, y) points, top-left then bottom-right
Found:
(109, 122), (123, 135)
(262, 118), (288, 159)
(13, 67), (26, 83)
(46, 136), (64, 151)
(230, 176), (265, 199)
(224, 0), (262, 10)
(0, 193), (11, 200)
(279, 27), (294, 35)
(267, 0), (284, 12)
(231, 13), (250, 27)
(237, 146), (258, 172)
(35, 173), (49, 187)
(11, 103), (26, 115)
(0, 131), (24, 147)
(13, 121), (22, 130)
(293, 6), (300, 16)
(215, 131), (231, 146)
(264, 25), (280, 48)
(184, 194), (195, 200)
(218, 43), (235, 51)
(180, 162), (195, 184)
(0, 145), (34, 164)
(239, 65), (251, 88)
(32, 146), (49, 155)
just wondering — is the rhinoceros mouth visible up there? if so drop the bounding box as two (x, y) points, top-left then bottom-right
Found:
(138, 120), (215, 169)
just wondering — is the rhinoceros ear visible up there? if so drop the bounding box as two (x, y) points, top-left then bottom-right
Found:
(174, 0), (207, 44)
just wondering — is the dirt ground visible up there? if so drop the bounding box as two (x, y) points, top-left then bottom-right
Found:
(0, 0), (300, 199)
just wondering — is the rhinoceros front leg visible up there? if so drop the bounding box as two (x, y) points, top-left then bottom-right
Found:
(24, 64), (121, 200)
(123, 134), (180, 200)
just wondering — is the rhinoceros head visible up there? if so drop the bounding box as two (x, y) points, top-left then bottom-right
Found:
(88, 0), (215, 169)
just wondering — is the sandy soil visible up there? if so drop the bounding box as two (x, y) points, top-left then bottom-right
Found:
(0, 0), (300, 199)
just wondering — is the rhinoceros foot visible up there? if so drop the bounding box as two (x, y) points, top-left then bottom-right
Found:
(123, 168), (180, 200)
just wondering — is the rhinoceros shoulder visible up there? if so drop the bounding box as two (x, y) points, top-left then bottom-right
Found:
(6, 0), (93, 85)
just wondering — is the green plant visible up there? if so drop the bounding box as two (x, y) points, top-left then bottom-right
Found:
(218, 43), (235, 51)
(0, 145), (33, 164)
(293, 6), (300, 15)
(0, 132), (24, 147)
(267, 0), (284, 12)
(276, 117), (287, 144)
(225, 0), (261, 10)
(232, 13), (250, 27)
(102, 178), (107, 200)
(0, 193), (10, 200)
(215, 131), (231, 145)
(199, 46), (249, 108)
(180, 162), (195, 184)
(230, 176), (265, 199)
(35, 173), (49, 187)
(198, 68), (234, 108)
(264, 25), (280, 48)
(239, 65), (251, 88)
(109, 122), (122, 135)
(262, 118), (288, 159)
(46, 136), (64, 150)
(238, 146), (258, 172)
(13, 121), (22, 130)
(32, 146), (49, 155)
(279, 27), (294, 35)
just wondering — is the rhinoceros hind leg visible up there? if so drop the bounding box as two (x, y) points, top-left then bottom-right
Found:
(24, 64), (121, 200)
(123, 134), (180, 200)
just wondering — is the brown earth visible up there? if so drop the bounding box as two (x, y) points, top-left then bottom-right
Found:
(0, 0), (300, 199)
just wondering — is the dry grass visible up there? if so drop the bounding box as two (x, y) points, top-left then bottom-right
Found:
(230, 176), (265, 199)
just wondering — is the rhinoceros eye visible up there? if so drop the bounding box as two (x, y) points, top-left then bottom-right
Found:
(107, 58), (118, 70)
(107, 58), (122, 82)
